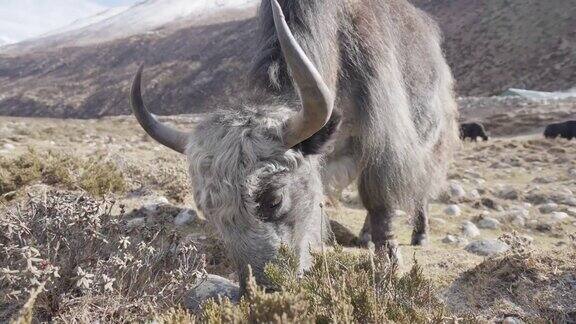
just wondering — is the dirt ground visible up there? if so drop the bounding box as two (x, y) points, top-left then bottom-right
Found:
(1, 100), (575, 321)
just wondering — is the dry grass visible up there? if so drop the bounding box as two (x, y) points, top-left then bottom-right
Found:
(201, 246), (454, 323)
(445, 233), (576, 321)
(0, 190), (204, 323)
(0, 150), (126, 200)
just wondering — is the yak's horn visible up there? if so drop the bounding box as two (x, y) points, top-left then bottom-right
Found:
(130, 65), (190, 154)
(270, 0), (334, 148)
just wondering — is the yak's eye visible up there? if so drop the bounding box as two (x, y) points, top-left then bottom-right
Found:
(270, 196), (283, 209)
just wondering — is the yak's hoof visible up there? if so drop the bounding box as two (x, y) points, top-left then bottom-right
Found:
(411, 233), (429, 246)
(359, 232), (372, 247)
(374, 240), (402, 265)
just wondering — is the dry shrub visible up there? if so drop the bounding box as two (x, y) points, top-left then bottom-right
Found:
(0, 150), (126, 199)
(201, 246), (450, 323)
(0, 190), (204, 323)
(445, 233), (576, 322)
(125, 158), (189, 203)
(78, 158), (126, 196)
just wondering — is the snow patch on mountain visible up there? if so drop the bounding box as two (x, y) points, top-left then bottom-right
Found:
(0, 0), (105, 44)
(45, 6), (131, 37)
(61, 0), (259, 40)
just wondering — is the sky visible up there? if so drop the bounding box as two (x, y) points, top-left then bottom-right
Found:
(0, 0), (137, 44)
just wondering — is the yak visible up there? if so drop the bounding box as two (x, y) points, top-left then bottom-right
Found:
(130, 0), (458, 292)
(460, 122), (489, 141)
(544, 121), (576, 140)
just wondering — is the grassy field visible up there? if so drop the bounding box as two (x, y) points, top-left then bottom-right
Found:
(1, 113), (575, 322)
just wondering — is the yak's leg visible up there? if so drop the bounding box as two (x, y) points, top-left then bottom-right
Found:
(411, 200), (429, 246)
(359, 215), (371, 246)
(358, 171), (401, 263)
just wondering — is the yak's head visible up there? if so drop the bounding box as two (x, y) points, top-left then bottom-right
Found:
(130, 0), (338, 292)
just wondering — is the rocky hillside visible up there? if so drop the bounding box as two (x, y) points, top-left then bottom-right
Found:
(413, 0), (576, 96)
(0, 0), (575, 117)
(0, 18), (257, 117)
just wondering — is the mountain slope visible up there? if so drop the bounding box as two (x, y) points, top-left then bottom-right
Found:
(0, 18), (257, 118)
(5, 0), (258, 53)
(0, 0), (574, 118)
(412, 0), (576, 95)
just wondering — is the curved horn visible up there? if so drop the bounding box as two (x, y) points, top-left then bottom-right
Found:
(130, 65), (190, 154)
(270, 0), (335, 148)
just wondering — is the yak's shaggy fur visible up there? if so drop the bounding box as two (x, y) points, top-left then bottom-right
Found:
(252, 0), (458, 250)
(186, 106), (333, 290)
(148, 0), (458, 290)
(544, 120), (576, 140)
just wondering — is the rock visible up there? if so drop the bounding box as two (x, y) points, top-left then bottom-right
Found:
(174, 209), (198, 226)
(126, 217), (146, 229)
(538, 202), (558, 214)
(569, 169), (576, 177)
(444, 204), (461, 216)
(442, 234), (458, 244)
(143, 196), (170, 211)
(496, 186), (520, 200)
(561, 196), (576, 207)
(468, 189), (481, 200)
(532, 176), (556, 184)
(185, 274), (240, 313)
(442, 234), (468, 245)
(465, 239), (509, 256)
(448, 182), (466, 200)
(480, 198), (499, 210)
(506, 209), (528, 227)
(550, 212), (569, 222)
(461, 221), (480, 238)
(521, 202), (532, 209)
(503, 316), (525, 324)
(567, 207), (576, 217)
(471, 178), (486, 186)
(477, 216), (501, 229)
(3, 143), (15, 150)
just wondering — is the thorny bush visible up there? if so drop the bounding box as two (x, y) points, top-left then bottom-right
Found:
(0, 190), (205, 322)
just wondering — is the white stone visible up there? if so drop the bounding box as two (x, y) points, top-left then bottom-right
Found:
(442, 234), (468, 245)
(174, 209), (197, 226)
(461, 221), (480, 238)
(3, 143), (15, 150)
(550, 212), (569, 222)
(444, 204), (461, 217)
(468, 189), (481, 200)
(503, 316), (525, 324)
(448, 182), (466, 200)
(562, 196), (576, 207)
(508, 213), (527, 227)
(539, 202), (558, 214)
(442, 235), (458, 244)
(477, 217), (501, 229)
(143, 196), (170, 211)
(465, 239), (509, 256)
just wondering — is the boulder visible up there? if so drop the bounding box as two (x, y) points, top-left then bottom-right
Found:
(185, 274), (240, 313)
(465, 239), (509, 256)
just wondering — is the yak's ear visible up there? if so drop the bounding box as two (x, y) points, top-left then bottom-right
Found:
(293, 112), (341, 156)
